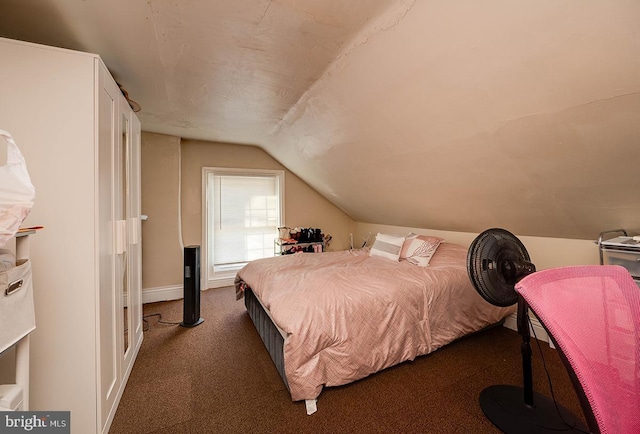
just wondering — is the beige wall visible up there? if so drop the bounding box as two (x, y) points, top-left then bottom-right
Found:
(142, 131), (602, 295)
(355, 223), (600, 271)
(141, 133), (183, 290)
(141, 132), (355, 293)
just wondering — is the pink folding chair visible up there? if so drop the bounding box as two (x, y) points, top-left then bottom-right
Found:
(515, 265), (640, 434)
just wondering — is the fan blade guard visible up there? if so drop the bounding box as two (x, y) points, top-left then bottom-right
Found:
(467, 228), (535, 307)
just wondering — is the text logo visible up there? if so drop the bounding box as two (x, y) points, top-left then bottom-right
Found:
(0, 412), (69, 434)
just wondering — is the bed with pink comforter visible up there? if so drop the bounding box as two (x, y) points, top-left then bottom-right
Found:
(235, 243), (515, 402)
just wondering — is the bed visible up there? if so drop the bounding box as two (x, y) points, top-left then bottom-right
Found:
(234, 235), (515, 411)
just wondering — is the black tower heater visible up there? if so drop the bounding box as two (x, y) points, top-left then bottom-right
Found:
(180, 245), (204, 327)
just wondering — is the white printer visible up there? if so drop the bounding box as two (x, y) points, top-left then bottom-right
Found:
(598, 229), (640, 286)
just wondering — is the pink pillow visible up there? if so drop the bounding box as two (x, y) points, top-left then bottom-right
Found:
(400, 234), (444, 267)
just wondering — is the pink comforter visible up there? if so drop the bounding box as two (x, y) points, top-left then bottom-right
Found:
(235, 243), (515, 401)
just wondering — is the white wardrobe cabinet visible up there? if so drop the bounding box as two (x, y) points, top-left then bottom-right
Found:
(0, 37), (143, 434)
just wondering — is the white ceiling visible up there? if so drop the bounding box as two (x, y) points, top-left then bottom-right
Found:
(2, 0), (640, 239)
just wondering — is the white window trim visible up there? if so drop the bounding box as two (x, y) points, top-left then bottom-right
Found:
(201, 167), (285, 289)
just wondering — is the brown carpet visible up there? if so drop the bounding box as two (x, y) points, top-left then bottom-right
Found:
(109, 286), (586, 434)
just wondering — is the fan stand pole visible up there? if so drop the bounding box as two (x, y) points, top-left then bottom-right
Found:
(478, 298), (588, 434)
(517, 298), (534, 407)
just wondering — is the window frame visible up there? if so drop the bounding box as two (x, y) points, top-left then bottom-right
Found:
(201, 167), (285, 288)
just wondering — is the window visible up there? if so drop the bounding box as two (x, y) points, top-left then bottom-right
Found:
(203, 168), (284, 286)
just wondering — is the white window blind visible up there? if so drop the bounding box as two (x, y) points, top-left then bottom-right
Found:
(207, 169), (283, 276)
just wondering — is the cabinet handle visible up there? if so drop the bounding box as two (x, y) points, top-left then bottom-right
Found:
(5, 279), (23, 296)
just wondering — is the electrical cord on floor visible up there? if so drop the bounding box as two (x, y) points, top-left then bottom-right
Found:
(528, 315), (590, 434)
(142, 313), (181, 331)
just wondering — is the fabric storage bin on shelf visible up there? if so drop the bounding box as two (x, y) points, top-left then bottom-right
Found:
(0, 259), (35, 354)
(0, 384), (23, 411)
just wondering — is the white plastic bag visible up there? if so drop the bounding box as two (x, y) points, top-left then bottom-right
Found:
(0, 129), (35, 248)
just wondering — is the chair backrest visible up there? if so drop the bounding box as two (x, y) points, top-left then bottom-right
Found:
(515, 265), (640, 434)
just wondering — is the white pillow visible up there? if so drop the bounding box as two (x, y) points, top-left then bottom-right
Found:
(399, 234), (443, 267)
(369, 233), (406, 261)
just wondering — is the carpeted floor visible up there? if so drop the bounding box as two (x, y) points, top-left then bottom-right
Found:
(109, 286), (586, 434)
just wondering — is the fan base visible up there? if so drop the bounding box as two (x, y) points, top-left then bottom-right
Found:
(480, 385), (588, 433)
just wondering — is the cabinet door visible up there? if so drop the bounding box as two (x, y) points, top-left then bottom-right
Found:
(117, 97), (132, 368)
(99, 67), (143, 433)
(98, 63), (120, 429)
(129, 114), (143, 353)
(124, 109), (143, 368)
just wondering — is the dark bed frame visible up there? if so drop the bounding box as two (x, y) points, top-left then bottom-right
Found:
(244, 287), (289, 390)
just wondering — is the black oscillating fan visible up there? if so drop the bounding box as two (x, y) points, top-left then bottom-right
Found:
(467, 228), (587, 434)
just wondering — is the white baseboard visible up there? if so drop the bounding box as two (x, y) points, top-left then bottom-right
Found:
(142, 285), (183, 304)
(142, 274), (235, 304)
(207, 276), (235, 289)
(141, 279), (232, 305)
(503, 312), (555, 349)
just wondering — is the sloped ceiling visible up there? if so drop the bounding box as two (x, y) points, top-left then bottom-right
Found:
(2, 0), (639, 239)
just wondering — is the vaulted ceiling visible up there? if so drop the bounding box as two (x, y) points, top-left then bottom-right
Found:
(2, 0), (640, 239)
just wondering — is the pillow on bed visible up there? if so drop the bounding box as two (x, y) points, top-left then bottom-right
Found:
(399, 233), (444, 267)
(369, 233), (406, 261)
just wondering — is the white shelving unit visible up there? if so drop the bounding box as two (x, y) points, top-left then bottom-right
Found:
(274, 238), (326, 255)
(0, 230), (35, 411)
(14, 231), (33, 410)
